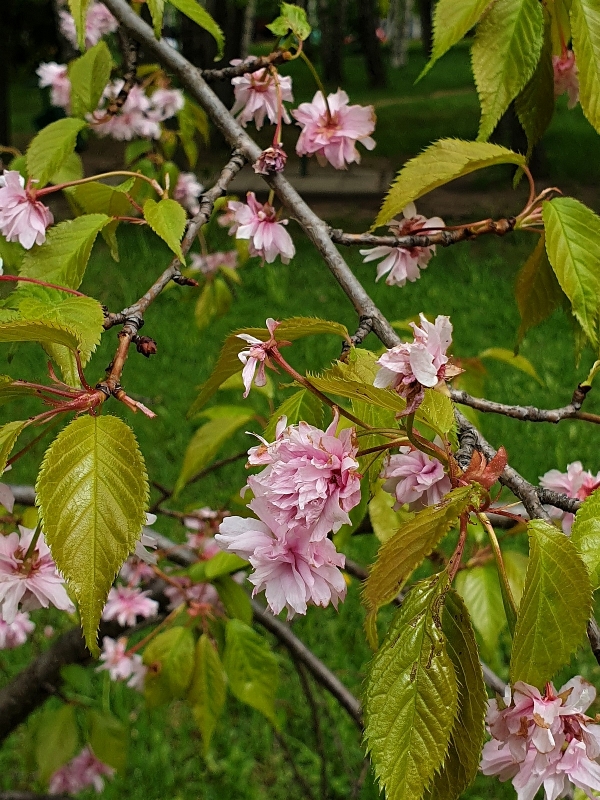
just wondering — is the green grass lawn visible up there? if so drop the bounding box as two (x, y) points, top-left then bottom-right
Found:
(2, 40), (600, 800)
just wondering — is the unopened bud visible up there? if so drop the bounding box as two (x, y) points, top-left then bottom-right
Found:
(134, 336), (157, 358)
(253, 143), (287, 175)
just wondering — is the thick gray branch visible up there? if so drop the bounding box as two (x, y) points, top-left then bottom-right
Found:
(450, 388), (600, 426)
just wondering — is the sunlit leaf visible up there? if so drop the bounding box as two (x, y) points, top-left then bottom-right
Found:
(26, 118), (88, 189)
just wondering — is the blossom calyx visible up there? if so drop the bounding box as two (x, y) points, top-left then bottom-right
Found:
(460, 447), (507, 490)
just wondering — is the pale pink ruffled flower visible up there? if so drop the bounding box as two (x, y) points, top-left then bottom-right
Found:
(0, 479), (15, 514)
(480, 677), (600, 800)
(173, 172), (204, 216)
(360, 203), (445, 287)
(148, 87), (185, 121)
(236, 317), (280, 398)
(49, 746), (115, 795)
(0, 171), (54, 250)
(119, 557), (155, 587)
(230, 62), (293, 129)
(539, 461), (600, 534)
(36, 62), (71, 111)
(101, 585), (158, 627)
(91, 83), (162, 140)
(0, 527), (74, 623)
(163, 577), (220, 611)
(216, 515), (346, 619)
(97, 636), (147, 690)
(0, 611), (35, 649)
(245, 410), (361, 542)
(189, 250), (238, 277)
(253, 143), (288, 175)
(59, 2), (118, 49)
(382, 448), (451, 511)
(374, 313), (452, 412)
(227, 192), (295, 264)
(553, 50), (579, 109)
(292, 89), (376, 169)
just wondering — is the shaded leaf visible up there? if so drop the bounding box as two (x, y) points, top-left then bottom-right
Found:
(0, 319), (80, 351)
(51, 152), (84, 185)
(147, 0), (166, 37)
(67, 0), (91, 50)
(267, 2), (311, 40)
(0, 420), (27, 475)
(143, 627), (195, 708)
(168, 0), (224, 59)
(263, 389), (324, 441)
(479, 347), (542, 383)
(188, 635), (227, 754)
(67, 179), (135, 218)
(571, 488), (600, 590)
(504, 550), (529, 607)
(87, 710), (128, 773)
(455, 564), (506, 655)
(214, 576), (253, 625)
(368, 484), (414, 543)
(26, 118), (88, 189)
(515, 16), (555, 155)
(36, 704), (79, 785)
(515, 234), (566, 344)
(423, 0), (492, 77)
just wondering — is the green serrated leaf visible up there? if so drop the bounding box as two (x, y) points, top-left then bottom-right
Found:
(455, 564), (506, 655)
(419, 388), (455, 434)
(263, 389), (323, 441)
(67, 180), (135, 219)
(369, 484), (414, 543)
(510, 520), (592, 687)
(36, 705), (79, 784)
(571, 489), (600, 589)
(364, 574), (458, 800)
(0, 420), (27, 475)
(68, 42), (113, 118)
(147, 0), (166, 37)
(26, 118), (88, 189)
(68, 0), (92, 50)
(188, 634), (227, 754)
(20, 214), (111, 290)
(571, 0), (600, 133)
(36, 415), (149, 655)
(175, 406), (254, 496)
(479, 347), (542, 382)
(363, 485), (479, 648)
(310, 374), (407, 416)
(374, 139), (526, 229)
(515, 16), (555, 156)
(167, 0), (224, 59)
(143, 627), (196, 707)
(51, 152), (84, 185)
(214, 576), (253, 625)
(143, 198), (187, 263)
(515, 234), (566, 345)
(422, 0), (492, 77)
(87, 709), (128, 773)
(0, 319), (80, 351)
(542, 197), (600, 348)
(267, 2), (311, 40)
(223, 618), (279, 724)
(472, 0), (545, 142)
(504, 550), (529, 607)
(423, 589), (487, 800)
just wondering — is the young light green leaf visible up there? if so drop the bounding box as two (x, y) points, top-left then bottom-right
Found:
(143, 627), (196, 708)
(51, 152), (84, 185)
(35, 705), (79, 784)
(542, 197), (600, 348)
(419, 389), (455, 434)
(0, 420), (27, 475)
(369, 484), (414, 543)
(20, 214), (111, 289)
(26, 118), (88, 189)
(455, 564), (507, 656)
(67, 180), (136, 219)
(68, 0), (92, 50)
(472, 0), (545, 142)
(504, 550), (529, 607)
(147, 0), (166, 37)
(364, 574), (458, 800)
(373, 139), (526, 229)
(36, 415), (149, 655)
(167, 0), (225, 59)
(310, 374), (407, 417)
(68, 41), (113, 118)
(479, 347), (542, 383)
(422, 0), (492, 77)
(267, 2), (311, 40)
(87, 710), (128, 773)
(515, 234), (566, 345)
(423, 589), (487, 800)
(263, 389), (324, 441)
(363, 485), (479, 648)
(571, 0), (600, 134)
(188, 634), (227, 754)
(0, 319), (80, 351)
(515, 17), (555, 156)
(223, 618), (279, 724)
(510, 520), (592, 687)
(203, 551), (248, 580)
(174, 406), (255, 496)
(571, 489), (600, 590)
(143, 198), (187, 263)
(214, 576), (253, 625)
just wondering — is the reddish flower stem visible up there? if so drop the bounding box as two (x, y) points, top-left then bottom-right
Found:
(0, 275), (86, 297)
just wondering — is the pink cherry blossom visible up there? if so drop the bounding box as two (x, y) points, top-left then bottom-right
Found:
(36, 62), (71, 111)
(148, 87), (185, 121)
(173, 172), (204, 216)
(292, 89), (376, 169)
(59, 2), (118, 49)
(163, 577), (220, 611)
(374, 313), (452, 412)
(216, 515), (346, 619)
(381, 448), (451, 511)
(92, 83), (162, 140)
(227, 193), (295, 264)
(0, 527), (74, 623)
(253, 143), (288, 175)
(0, 171), (54, 250)
(189, 250), (238, 277)
(184, 507), (228, 556)
(539, 461), (600, 533)
(119, 556), (156, 587)
(49, 746), (115, 795)
(245, 410), (361, 542)
(97, 636), (147, 690)
(230, 62), (293, 129)
(236, 317), (280, 397)
(0, 611), (35, 649)
(553, 50), (579, 109)
(101, 585), (158, 627)
(360, 203), (445, 287)
(0, 480), (15, 513)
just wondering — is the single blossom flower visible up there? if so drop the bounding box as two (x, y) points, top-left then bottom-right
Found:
(226, 192), (295, 264)
(173, 172), (204, 216)
(381, 448), (451, 511)
(36, 62), (71, 111)
(374, 313), (453, 413)
(163, 577), (220, 611)
(0, 611), (35, 649)
(189, 250), (238, 277)
(539, 461), (600, 534)
(96, 636), (147, 690)
(59, 1), (118, 49)
(230, 62), (293, 129)
(101, 585), (158, 627)
(236, 317), (280, 398)
(292, 89), (376, 169)
(553, 50), (579, 109)
(148, 87), (185, 120)
(119, 556), (156, 587)
(49, 746), (115, 795)
(253, 143), (288, 175)
(0, 171), (54, 250)
(0, 527), (74, 623)
(360, 203), (445, 287)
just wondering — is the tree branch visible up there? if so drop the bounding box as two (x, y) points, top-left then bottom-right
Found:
(200, 51), (290, 81)
(450, 387), (600, 425)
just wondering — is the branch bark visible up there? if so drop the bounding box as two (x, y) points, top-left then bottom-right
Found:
(450, 388), (600, 425)
(330, 217), (517, 248)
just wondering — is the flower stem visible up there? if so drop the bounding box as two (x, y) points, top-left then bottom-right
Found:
(271, 67), (284, 146)
(298, 51), (332, 123)
(447, 514), (469, 582)
(35, 170), (165, 199)
(478, 511), (518, 635)
(404, 413), (448, 464)
(0, 275), (86, 297)
(356, 438), (409, 457)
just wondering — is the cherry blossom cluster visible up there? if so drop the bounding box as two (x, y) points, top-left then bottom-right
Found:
(226, 192), (295, 265)
(216, 410), (361, 618)
(481, 677), (600, 800)
(0, 171), (54, 250)
(0, 611), (35, 650)
(101, 584), (158, 627)
(97, 635), (146, 690)
(540, 461), (600, 533)
(553, 50), (579, 109)
(189, 250), (238, 277)
(382, 448), (451, 511)
(173, 172), (205, 216)
(183, 507), (229, 554)
(49, 746), (114, 795)
(58, 1), (118, 50)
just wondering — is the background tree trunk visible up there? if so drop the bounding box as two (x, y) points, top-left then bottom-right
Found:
(357, 0), (387, 87)
(389, 0), (412, 69)
(240, 0), (256, 60)
(318, 0), (344, 86)
(0, 4), (10, 147)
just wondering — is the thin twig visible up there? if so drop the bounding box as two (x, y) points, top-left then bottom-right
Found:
(272, 729), (317, 800)
(296, 663), (328, 799)
(201, 51), (290, 81)
(450, 388), (600, 425)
